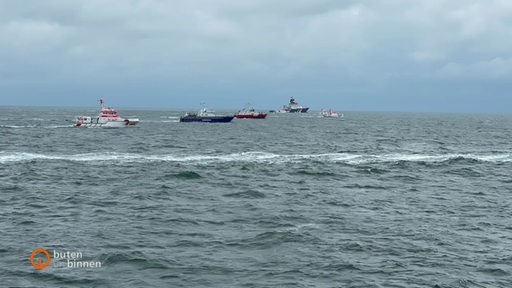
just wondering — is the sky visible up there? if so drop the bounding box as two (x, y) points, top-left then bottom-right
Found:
(1, 0), (512, 113)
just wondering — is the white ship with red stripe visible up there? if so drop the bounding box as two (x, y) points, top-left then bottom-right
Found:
(321, 108), (342, 118)
(74, 99), (139, 128)
(234, 107), (267, 119)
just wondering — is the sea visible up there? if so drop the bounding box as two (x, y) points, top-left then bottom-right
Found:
(1, 106), (511, 288)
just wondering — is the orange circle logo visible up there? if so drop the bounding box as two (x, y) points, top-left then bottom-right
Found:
(30, 248), (51, 269)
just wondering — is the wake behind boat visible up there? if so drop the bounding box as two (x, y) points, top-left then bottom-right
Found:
(180, 108), (234, 123)
(74, 99), (139, 128)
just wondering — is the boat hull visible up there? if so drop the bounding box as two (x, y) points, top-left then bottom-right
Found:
(180, 116), (234, 123)
(289, 107), (309, 113)
(234, 113), (267, 119)
(74, 118), (139, 128)
(73, 100), (139, 128)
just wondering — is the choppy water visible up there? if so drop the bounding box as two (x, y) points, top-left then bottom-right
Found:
(1, 107), (512, 287)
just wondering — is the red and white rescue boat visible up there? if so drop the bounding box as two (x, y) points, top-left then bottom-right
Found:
(74, 99), (139, 128)
(321, 108), (343, 118)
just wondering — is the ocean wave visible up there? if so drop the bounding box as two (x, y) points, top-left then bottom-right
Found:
(223, 190), (266, 199)
(0, 125), (38, 129)
(1, 151), (511, 164)
(0, 124), (73, 129)
(159, 171), (202, 180)
(140, 120), (179, 123)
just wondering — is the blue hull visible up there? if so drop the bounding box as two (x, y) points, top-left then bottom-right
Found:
(289, 107), (309, 113)
(180, 116), (234, 123)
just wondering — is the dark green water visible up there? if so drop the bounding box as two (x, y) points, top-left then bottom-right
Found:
(1, 107), (512, 287)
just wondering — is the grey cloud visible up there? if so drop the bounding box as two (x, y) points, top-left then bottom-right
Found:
(1, 0), (511, 111)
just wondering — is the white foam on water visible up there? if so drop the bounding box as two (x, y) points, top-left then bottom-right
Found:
(367, 153), (512, 164)
(1, 151), (511, 164)
(0, 152), (52, 163)
(46, 125), (74, 129)
(140, 120), (178, 123)
(0, 124), (73, 129)
(472, 154), (512, 162)
(0, 125), (38, 129)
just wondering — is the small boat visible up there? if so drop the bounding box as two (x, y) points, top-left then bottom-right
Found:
(180, 108), (234, 123)
(74, 99), (139, 127)
(321, 108), (343, 118)
(277, 97), (309, 113)
(276, 106), (289, 113)
(234, 107), (267, 119)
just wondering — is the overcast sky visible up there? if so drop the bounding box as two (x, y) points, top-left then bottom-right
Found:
(1, 0), (511, 112)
